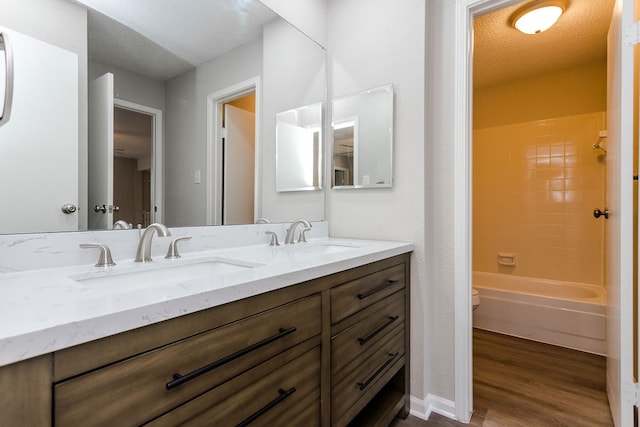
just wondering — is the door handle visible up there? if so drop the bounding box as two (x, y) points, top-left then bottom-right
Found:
(0, 31), (14, 128)
(593, 208), (609, 219)
(94, 205), (119, 213)
(61, 204), (77, 214)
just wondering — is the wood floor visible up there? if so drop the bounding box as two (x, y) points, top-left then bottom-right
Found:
(391, 329), (613, 426)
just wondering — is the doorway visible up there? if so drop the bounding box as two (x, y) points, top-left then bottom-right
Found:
(88, 72), (163, 230)
(113, 106), (153, 228)
(222, 94), (256, 225)
(470, 0), (611, 422)
(453, 0), (635, 425)
(206, 77), (261, 226)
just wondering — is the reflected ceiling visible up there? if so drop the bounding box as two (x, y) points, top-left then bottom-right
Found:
(78, 0), (276, 80)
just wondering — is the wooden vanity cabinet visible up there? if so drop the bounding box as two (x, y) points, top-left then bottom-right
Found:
(329, 262), (409, 427)
(3, 253), (410, 426)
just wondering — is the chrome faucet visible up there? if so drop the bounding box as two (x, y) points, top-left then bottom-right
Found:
(135, 223), (171, 262)
(113, 220), (132, 229)
(284, 219), (312, 244)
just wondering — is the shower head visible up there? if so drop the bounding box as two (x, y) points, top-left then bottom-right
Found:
(593, 130), (607, 152)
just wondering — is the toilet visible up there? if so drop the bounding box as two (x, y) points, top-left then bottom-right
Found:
(472, 288), (480, 310)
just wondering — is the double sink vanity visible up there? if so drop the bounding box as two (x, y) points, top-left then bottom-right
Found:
(0, 222), (412, 426)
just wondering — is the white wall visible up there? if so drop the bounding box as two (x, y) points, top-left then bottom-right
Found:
(0, 0), (88, 229)
(424, 0), (457, 408)
(164, 39), (262, 227)
(326, 0), (428, 413)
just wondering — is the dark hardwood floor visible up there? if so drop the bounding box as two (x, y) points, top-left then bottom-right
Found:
(392, 329), (613, 426)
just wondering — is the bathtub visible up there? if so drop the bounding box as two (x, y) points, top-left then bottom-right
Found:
(472, 271), (607, 355)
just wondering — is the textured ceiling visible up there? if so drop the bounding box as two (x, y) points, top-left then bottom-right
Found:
(76, 0), (277, 81)
(473, 0), (615, 88)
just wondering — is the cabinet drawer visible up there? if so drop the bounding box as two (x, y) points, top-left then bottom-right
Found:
(331, 264), (405, 324)
(54, 294), (321, 426)
(332, 291), (404, 378)
(332, 328), (405, 424)
(147, 345), (321, 427)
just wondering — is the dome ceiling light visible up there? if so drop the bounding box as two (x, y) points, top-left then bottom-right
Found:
(511, 0), (567, 35)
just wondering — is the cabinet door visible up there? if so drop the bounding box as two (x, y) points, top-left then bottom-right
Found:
(0, 355), (51, 425)
(0, 26), (78, 233)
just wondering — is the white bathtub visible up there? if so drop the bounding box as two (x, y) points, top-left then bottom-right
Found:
(472, 271), (607, 355)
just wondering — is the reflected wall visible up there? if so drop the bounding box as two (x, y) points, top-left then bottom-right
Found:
(261, 17), (326, 223)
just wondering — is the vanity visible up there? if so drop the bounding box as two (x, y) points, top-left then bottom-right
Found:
(0, 226), (412, 426)
(1, 1), (407, 423)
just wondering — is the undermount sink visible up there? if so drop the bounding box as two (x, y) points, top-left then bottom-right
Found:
(70, 257), (260, 288)
(287, 243), (360, 257)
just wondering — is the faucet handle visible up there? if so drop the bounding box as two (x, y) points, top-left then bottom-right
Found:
(80, 243), (116, 267)
(297, 227), (311, 243)
(265, 231), (280, 246)
(165, 236), (192, 259)
(264, 231), (280, 246)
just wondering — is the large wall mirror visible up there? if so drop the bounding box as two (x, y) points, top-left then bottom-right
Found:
(0, 0), (326, 234)
(332, 84), (393, 189)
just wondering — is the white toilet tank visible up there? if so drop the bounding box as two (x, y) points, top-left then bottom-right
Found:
(472, 288), (480, 310)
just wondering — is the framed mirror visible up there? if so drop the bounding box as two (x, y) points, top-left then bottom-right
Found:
(276, 102), (322, 192)
(0, 0), (326, 234)
(332, 84), (393, 189)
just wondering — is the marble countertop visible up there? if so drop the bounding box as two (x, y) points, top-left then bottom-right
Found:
(0, 237), (412, 367)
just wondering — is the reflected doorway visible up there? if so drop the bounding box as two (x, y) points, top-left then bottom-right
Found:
(113, 106), (153, 228)
(222, 93), (256, 225)
(206, 77), (261, 226)
(88, 74), (163, 230)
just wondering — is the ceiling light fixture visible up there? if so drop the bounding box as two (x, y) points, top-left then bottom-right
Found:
(511, 0), (567, 35)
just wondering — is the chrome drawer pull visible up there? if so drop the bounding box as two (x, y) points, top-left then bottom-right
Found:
(357, 352), (399, 391)
(236, 387), (296, 427)
(357, 316), (399, 345)
(166, 327), (296, 390)
(356, 279), (399, 300)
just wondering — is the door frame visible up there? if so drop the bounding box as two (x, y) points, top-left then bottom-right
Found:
(452, 0), (543, 422)
(113, 98), (164, 225)
(454, 0), (635, 425)
(206, 77), (261, 225)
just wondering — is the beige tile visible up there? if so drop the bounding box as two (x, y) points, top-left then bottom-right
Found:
(473, 112), (605, 286)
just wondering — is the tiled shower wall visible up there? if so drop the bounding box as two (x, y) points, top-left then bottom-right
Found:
(473, 112), (606, 286)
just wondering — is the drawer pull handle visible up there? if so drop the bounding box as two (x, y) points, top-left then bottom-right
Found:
(357, 279), (399, 300)
(236, 387), (296, 427)
(166, 327), (297, 390)
(357, 352), (399, 391)
(357, 315), (400, 345)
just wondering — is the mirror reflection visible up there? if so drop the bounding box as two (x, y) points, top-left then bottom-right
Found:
(0, 0), (326, 234)
(276, 102), (322, 192)
(332, 85), (394, 189)
(112, 105), (153, 229)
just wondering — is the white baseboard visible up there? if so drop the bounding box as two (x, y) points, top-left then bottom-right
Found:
(408, 393), (457, 421)
(408, 395), (428, 420)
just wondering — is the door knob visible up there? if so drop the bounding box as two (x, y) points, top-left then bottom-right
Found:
(593, 208), (609, 219)
(94, 204), (107, 213)
(61, 204), (77, 214)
